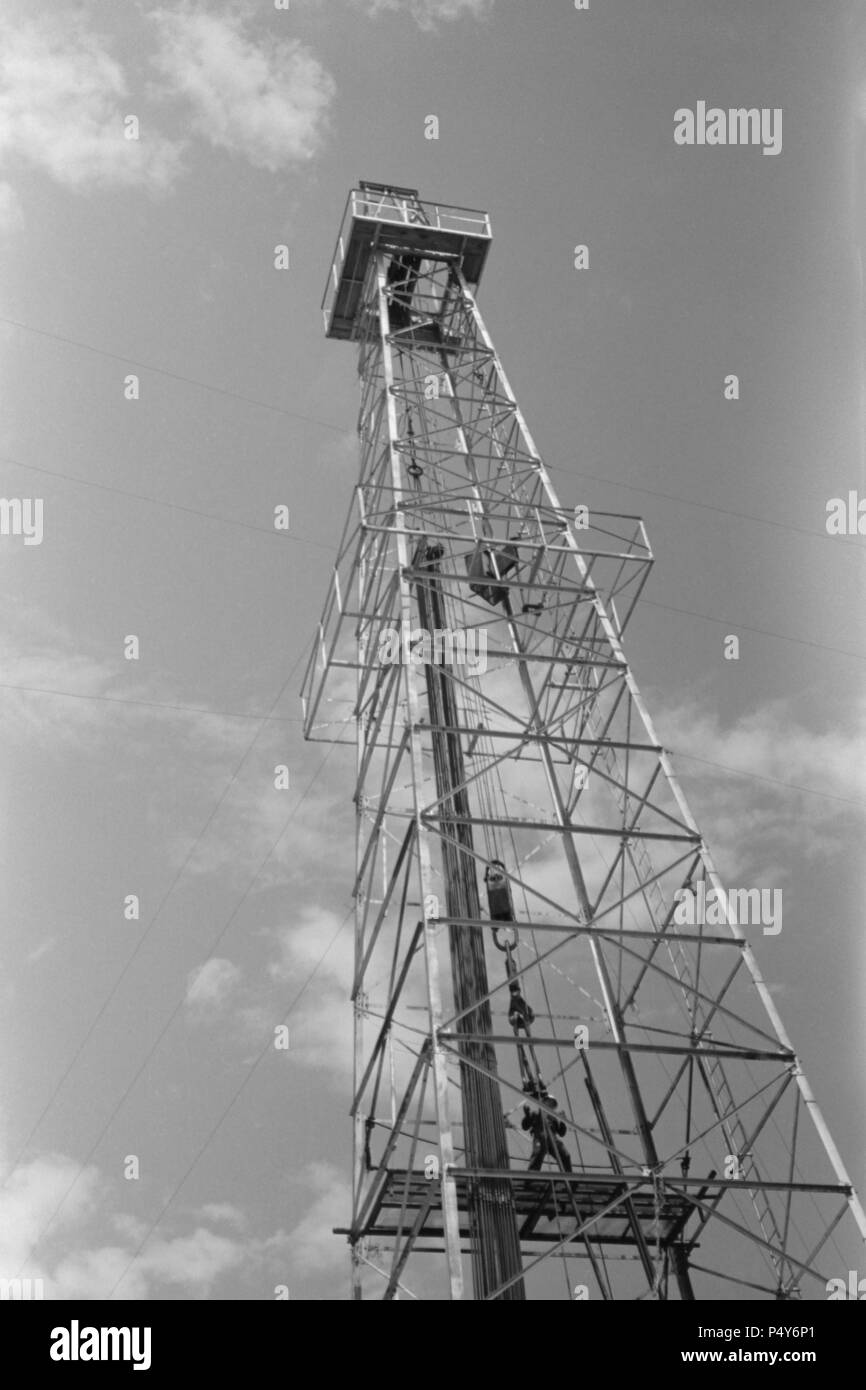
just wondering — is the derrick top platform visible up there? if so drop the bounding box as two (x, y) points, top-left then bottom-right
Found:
(322, 180), (492, 339)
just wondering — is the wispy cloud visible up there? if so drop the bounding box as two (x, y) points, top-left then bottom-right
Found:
(0, 604), (350, 900)
(185, 957), (242, 1016)
(260, 906), (354, 1074)
(656, 693), (866, 876)
(150, 6), (336, 170)
(25, 936), (58, 967)
(664, 696), (866, 802)
(0, 19), (182, 193)
(198, 1202), (246, 1228)
(0, 605), (251, 751)
(54, 1226), (247, 1301)
(350, 0), (495, 29)
(0, 180), (23, 232)
(284, 1161), (350, 1282)
(0, 1142), (289, 1299)
(0, 5), (338, 225)
(0, 1151), (99, 1281)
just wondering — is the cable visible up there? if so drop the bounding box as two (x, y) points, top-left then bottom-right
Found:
(639, 596), (866, 664)
(0, 315), (350, 434)
(568, 467), (864, 553)
(15, 730), (348, 1275)
(0, 679), (304, 722)
(671, 750), (866, 809)
(4, 454), (863, 667)
(0, 454), (335, 552)
(0, 637), (313, 1193)
(5, 315), (860, 557)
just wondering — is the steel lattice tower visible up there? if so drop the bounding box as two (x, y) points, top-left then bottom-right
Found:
(301, 182), (866, 1301)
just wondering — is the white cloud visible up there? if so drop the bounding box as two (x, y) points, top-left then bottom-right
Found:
(0, 1144), (276, 1299)
(263, 907), (354, 1073)
(351, 0), (495, 27)
(0, 181), (23, 231)
(269, 906), (355, 993)
(0, 19), (182, 193)
(0, 605), (252, 756)
(259, 902), (430, 1096)
(0, 1151), (99, 1286)
(0, 7), (338, 221)
(52, 1226), (246, 1300)
(661, 694), (866, 807)
(133, 1226), (245, 1291)
(112, 1212), (149, 1244)
(655, 693), (866, 876)
(185, 957), (241, 1014)
(0, 623), (120, 748)
(168, 740), (351, 890)
(0, 603), (348, 894)
(25, 936), (57, 966)
(150, 7), (335, 170)
(51, 1244), (148, 1301)
(199, 1201), (246, 1228)
(284, 1162), (350, 1279)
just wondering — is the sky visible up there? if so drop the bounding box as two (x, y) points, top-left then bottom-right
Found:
(0, 0), (864, 1300)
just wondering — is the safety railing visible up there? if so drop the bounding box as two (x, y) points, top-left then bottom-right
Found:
(322, 188), (491, 333)
(349, 189), (491, 236)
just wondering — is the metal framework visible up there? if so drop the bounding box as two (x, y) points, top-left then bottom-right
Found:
(301, 181), (866, 1300)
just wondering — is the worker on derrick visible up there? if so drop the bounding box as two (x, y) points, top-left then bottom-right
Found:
(522, 1083), (573, 1173)
(507, 978), (534, 1033)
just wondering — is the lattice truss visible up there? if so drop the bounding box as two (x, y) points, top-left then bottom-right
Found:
(301, 236), (865, 1301)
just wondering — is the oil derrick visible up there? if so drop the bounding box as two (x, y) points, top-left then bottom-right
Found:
(302, 182), (866, 1300)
